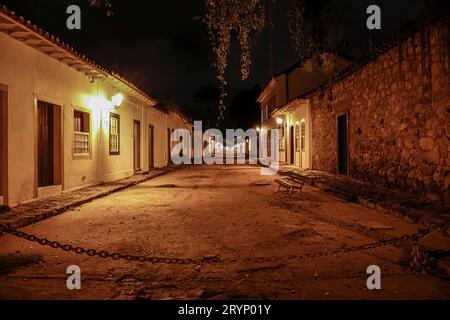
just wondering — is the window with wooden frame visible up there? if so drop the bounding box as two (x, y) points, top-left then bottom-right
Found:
(301, 120), (306, 151)
(268, 95), (276, 112)
(73, 109), (91, 157)
(279, 123), (285, 151)
(109, 113), (120, 155)
(295, 124), (301, 151)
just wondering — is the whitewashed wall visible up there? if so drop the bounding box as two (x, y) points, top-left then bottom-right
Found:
(0, 32), (189, 207)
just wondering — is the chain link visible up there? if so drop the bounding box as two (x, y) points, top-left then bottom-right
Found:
(0, 224), (428, 266)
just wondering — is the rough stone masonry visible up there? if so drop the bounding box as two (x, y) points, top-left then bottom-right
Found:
(309, 18), (450, 202)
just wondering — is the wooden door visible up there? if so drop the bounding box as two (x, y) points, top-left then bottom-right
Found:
(149, 125), (154, 169)
(133, 120), (141, 172)
(295, 124), (301, 167)
(167, 128), (171, 165)
(0, 88), (8, 207)
(0, 91), (3, 198)
(337, 114), (348, 175)
(301, 120), (307, 168)
(38, 101), (55, 187)
(290, 126), (294, 164)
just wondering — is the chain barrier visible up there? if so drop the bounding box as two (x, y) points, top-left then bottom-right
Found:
(0, 224), (429, 266)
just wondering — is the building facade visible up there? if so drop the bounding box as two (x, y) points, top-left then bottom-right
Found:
(309, 21), (450, 202)
(259, 20), (450, 202)
(258, 54), (351, 168)
(0, 7), (191, 208)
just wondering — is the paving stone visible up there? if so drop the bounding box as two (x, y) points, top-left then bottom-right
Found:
(0, 167), (176, 230)
(356, 221), (394, 230)
(419, 231), (450, 251)
(277, 165), (450, 232)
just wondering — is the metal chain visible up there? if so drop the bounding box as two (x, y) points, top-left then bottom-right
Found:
(0, 224), (212, 265)
(247, 232), (428, 264)
(0, 224), (428, 265)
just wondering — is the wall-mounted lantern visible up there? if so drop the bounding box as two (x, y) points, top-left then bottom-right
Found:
(112, 93), (124, 107)
(276, 117), (283, 125)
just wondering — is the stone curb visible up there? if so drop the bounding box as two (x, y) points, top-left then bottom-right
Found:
(307, 178), (449, 233)
(356, 197), (449, 233)
(271, 166), (450, 235)
(0, 166), (180, 230)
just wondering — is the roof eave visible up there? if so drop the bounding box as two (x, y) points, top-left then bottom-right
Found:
(0, 5), (158, 107)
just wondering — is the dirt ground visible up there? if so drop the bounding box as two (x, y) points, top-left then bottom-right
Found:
(0, 165), (449, 300)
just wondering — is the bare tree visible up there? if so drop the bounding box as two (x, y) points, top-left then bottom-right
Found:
(201, 0), (349, 120)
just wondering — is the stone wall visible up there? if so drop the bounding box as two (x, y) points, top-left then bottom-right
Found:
(310, 20), (450, 201)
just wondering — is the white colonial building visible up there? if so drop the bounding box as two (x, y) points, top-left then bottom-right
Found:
(0, 6), (191, 208)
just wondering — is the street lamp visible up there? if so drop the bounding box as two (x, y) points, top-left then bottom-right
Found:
(112, 93), (124, 107)
(276, 117), (283, 125)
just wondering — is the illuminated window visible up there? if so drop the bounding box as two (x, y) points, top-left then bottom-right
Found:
(301, 120), (306, 151)
(109, 113), (120, 155)
(279, 123), (285, 151)
(295, 124), (300, 151)
(73, 110), (91, 157)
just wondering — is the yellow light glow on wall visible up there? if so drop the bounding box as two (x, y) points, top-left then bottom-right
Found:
(88, 96), (114, 110)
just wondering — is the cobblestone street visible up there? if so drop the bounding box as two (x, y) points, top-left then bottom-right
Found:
(0, 165), (449, 300)
(0, 167), (174, 229)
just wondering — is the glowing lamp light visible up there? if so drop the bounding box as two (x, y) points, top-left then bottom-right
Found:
(276, 117), (283, 125)
(112, 93), (124, 107)
(256, 127), (261, 133)
(88, 96), (113, 110)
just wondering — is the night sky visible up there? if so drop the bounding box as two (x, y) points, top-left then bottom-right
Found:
(1, 0), (425, 123)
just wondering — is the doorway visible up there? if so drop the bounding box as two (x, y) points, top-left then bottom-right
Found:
(148, 124), (154, 170)
(295, 123), (301, 167)
(167, 128), (172, 165)
(133, 120), (141, 172)
(0, 88), (7, 207)
(290, 126), (294, 164)
(337, 114), (348, 175)
(37, 101), (62, 188)
(0, 91), (3, 203)
(300, 120), (307, 168)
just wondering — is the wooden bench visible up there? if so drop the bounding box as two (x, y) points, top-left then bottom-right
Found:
(275, 176), (305, 195)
